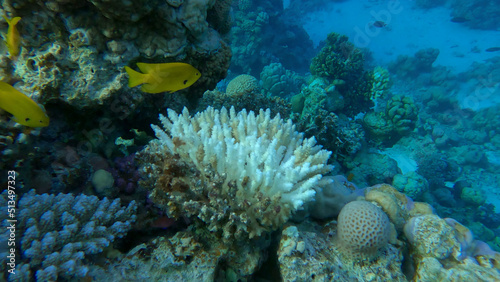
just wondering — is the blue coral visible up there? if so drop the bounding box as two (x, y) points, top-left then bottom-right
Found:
(0, 190), (136, 281)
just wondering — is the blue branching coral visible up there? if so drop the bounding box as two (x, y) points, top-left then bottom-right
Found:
(0, 190), (137, 281)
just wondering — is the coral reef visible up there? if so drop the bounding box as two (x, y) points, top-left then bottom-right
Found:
(1, 0), (232, 108)
(87, 228), (270, 281)
(260, 62), (304, 99)
(385, 95), (418, 134)
(392, 171), (429, 200)
(307, 175), (360, 220)
(230, 2), (314, 76)
(370, 66), (391, 104)
(362, 111), (396, 144)
(460, 186), (486, 206)
(299, 77), (345, 118)
(389, 48), (440, 79)
(279, 184), (500, 281)
(290, 76), (366, 157)
(309, 32), (375, 116)
(278, 222), (406, 281)
(296, 108), (365, 158)
(450, 0), (500, 30)
(110, 153), (141, 195)
(362, 95), (418, 144)
(344, 151), (400, 188)
(0, 190), (137, 281)
(416, 152), (461, 189)
(138, 106), (332, 242)
(310, 33), (364, 82)
(405, 214), (500, 280)
(197, 88), (293, 121)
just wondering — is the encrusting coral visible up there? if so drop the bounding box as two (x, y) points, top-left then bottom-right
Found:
(138, 106), (333, 242)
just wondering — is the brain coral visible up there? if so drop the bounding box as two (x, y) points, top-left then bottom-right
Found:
(225, 74), (261, 97)
(336, 200), (391, 260)
(138, 106), (332, 243)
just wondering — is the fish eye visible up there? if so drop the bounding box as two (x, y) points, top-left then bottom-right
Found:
(196, 73), (200, 76)
(183, 80), (188, 85)
(25, 118), (30, 122)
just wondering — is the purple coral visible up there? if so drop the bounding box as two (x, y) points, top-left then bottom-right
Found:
(110, 153), (140, 194)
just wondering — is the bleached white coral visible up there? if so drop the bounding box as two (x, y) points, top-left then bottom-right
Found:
(147, 106), (333, 238)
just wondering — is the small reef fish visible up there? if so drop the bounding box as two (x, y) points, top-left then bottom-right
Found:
(486, 47), (500, 52)
(3, 16), (21, 58)
(125, 62), (201, 93)
(372, 21), (387, 28)
(0, 81), (50, 127)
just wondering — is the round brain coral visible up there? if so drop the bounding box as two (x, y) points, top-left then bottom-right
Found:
(225, 74), (260, 97)
(337, 200), (391, 260)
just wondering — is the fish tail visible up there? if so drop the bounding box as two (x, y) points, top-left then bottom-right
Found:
(10, 17), (21, 26)
(3, 16), (21, 26)
(125, 66), (146, 88)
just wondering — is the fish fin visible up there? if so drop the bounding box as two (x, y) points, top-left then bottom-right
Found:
(137, 62), (189, 74)
(125, 66), (146, 88)
(3, 16), (21, 26)
(140, 83), (165, 94)
(136, 62), (159, 74)
(9, 17), (21, 26)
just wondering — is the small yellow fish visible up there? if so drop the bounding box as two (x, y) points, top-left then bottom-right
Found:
(3, 16), (21, 58)
(125, 62), (201, 93)
(0, 81), (49, 127)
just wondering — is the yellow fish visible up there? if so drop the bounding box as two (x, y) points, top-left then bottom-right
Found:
(3, 16), (21, 58)
(125, 62), (201, 93)
(0, 81), (49, 127)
